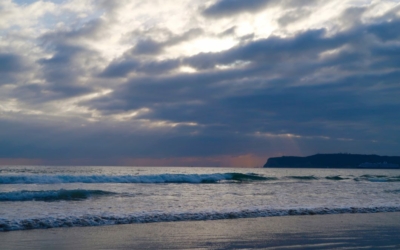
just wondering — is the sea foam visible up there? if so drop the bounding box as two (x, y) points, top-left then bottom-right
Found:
(0, 189), (114, 202)
(1, 206), (400, 231)
(1, 173), (399, 185)
(0, 173), (273, 185)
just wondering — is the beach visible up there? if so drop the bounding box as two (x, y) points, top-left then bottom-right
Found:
(3, 0), (400, 247)
(2, 212), (400, 249)
(2, 166), (400, 248)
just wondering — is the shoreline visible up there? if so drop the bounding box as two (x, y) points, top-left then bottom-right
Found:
(2, 212), (400, 249)
(2, 206), (400, 232)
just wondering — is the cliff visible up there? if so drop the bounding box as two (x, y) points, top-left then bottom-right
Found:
(264, 153), (400, 168)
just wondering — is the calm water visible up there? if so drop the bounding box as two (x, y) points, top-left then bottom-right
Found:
(1, 166), (400, 231)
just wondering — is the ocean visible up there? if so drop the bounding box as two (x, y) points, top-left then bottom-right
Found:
(1, 166), (400, 231)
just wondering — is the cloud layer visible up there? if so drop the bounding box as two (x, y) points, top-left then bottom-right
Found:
(1, 0), (400, 166)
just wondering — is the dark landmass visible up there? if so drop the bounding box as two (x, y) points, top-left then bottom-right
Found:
(264, 154), (400, 168)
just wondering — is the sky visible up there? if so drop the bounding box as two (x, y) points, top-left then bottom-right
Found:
(0, 0), (400, 167)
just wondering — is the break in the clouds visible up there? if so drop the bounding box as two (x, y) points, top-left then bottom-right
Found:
(0, 0), (399, 167)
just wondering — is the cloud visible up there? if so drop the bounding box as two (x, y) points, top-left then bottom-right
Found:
(129, 28), (204, 55)
(183, 28), (338, 69)
(87, 16), (400, 150)
(100, 58), (181, 78)
(1, 0), (400, 166)
(277, 8), (312, 27)
(100, 27), (204, 77)
(131, 38), (163, 55)
(367, 19), (400, 41)
(202, 0), (322, 18)
(202, 0), (273, 17)
(0, 53), (26, 73)
(0, 53), (29, 85)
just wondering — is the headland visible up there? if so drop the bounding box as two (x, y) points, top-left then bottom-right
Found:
(264, 153), (400, 168)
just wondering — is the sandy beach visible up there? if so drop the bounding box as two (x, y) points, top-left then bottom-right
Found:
(2, 212), (400, 249)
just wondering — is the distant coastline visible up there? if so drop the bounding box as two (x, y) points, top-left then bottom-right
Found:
(264, 153), (400, 169)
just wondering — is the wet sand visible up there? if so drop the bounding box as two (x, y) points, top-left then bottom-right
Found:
(1, 212), (400, 249)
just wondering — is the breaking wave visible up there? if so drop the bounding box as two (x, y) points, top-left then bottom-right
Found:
(1, 173), (399, 185)
(287, 175), (318, 180)
(0, 189), (115, 202)
(0, 173), (273, 185)
(354, 175), (400, 182)
(325, 175), (350, 181)
(385, 189), (400, 194)
(1, 206), (400, 231)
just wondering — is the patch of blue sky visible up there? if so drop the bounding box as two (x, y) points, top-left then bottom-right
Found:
(39, 12), (72, 29)
(38, 8), (104, 30)
(0, 25), (21, 37)
(78, 9), (105, 24)
(13, 0), (66, 5)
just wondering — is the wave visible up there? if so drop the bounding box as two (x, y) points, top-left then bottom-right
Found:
(0, 189), (115, 202)
(1, 173), (399, 185)
(1, 206), (400, 231)
(325, 175), (349, 181)
(230, 173), (277, 181)
(287, 175), (318, 180)
(354, 175), (400, 182)
(385, 189), (400, 194)
(0, 173), (273, 185)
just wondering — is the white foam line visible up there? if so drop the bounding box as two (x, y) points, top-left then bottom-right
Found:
(0, 173), (269, 185)
(0, 189), (113, 202)
(1, 206), (400, 231)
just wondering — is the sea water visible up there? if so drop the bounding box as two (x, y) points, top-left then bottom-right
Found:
(0, 166), (400, 231)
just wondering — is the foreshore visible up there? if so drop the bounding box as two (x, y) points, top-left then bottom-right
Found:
(2, 212), (400, 249)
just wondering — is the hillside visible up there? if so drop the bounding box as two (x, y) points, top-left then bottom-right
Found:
(264, 154), (400, 168)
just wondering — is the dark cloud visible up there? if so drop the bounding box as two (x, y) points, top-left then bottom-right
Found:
(0, 53), (28, 85)
(0, 53), (26, 73)
(367, 19), (400, 41)
(100, 58), (181, 78)
(131, 39), (163, 55)
(85, 17), (400, 159)
(16, 23), (108, 102)
(40, 18), (106, 44)
(339, 7), (366, 27)
(202, 0), (273, 17)
(163, 28), (204, 46)
(129, 28), (203, 55)
(0, 117), (262, 160)
(102, 28), (204, 77)
(185, 29), (331, 68)
(219, 26), (236, 37)
(98, 27), (204, 78)
(100, 59), (141, 78)
(202, 0), (321, 18)
(2, 2), (400, 164)
(35, 43), (96, 98)
(277, 8), (311, 27)
(0, 22), (106, 106)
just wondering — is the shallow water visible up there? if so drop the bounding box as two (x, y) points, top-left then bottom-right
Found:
(1, 166), (400, 231)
